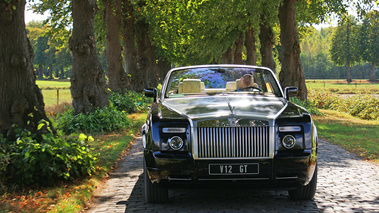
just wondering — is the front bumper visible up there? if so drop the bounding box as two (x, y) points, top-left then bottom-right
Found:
(144, 149), (316, 190)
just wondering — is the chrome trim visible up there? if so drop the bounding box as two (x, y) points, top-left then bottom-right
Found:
(276, 176), (298, 180)
(196, 126), (271, 159)
(168, 177), (192, 181)
(162, 127), (186, 133)
(279, 126), (301, 132)
(199, 178), (269, 181)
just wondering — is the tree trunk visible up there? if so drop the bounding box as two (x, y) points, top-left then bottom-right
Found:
(370, 59), (376, 82)
(136, 20), (159, 90)
(0, 0), (51, 138)
(38, 64), (43, 79)
(123, 0), (139, 92)
(346, 23), (352, 83)
(245, 27), (257, 65)
(104, 0), (128, 94)
(133, 20), (150, 92)
(259, 14), (276, 72)
(278, 0), (307, 100)
(69, 0), (108, 114)
(60, 67), (64, 79)
(157, 57), (171, 83)
(49, 64), (53, 79)
(234, 34), (243, 64)
(222, 46), (233, 64)
(346, 59), (352, 83)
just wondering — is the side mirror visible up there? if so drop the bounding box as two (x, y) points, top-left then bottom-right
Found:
(284, 87), (298, 100)
(145, 88), (157, 102)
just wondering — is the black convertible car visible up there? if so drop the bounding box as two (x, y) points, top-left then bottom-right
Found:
(142, 65), (318, 203)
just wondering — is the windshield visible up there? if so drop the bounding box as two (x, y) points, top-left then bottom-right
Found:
(164, 67), (282, 98)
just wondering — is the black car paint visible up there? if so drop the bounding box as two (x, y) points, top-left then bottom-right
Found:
(143, 93), (317, 189)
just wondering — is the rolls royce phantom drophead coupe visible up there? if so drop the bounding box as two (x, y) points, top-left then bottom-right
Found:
(142, 65), (318, 203)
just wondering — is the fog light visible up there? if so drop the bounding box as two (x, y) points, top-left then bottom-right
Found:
(168, 136), (184, 150)
(282, 135), (296, 149)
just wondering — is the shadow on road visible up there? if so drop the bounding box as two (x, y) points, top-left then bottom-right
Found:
(117, 174), (319, 212)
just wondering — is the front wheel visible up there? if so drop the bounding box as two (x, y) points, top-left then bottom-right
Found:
(144, 159), (168, 203)
(288, 165), (317, 200)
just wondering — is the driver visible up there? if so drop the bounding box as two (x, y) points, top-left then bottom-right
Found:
(238, 74), (258, 91)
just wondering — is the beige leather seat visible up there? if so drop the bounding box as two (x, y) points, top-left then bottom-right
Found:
(178, 79), (205, 94)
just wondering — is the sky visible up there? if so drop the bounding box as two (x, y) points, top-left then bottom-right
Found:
(25, 3), (47, 23)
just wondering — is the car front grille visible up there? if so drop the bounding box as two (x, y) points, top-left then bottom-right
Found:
(196, 127), (270, 158)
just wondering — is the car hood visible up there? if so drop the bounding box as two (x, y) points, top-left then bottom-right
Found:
(161, 95), (287, 120)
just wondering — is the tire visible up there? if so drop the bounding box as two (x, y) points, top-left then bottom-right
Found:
(288, 165), (317, 200)
(144, 159), (168, 203)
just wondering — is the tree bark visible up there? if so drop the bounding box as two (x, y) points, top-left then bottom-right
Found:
(38, 64), (43, 78)
(245, 27), (257, 65)
(0, 0), (50, 138)
(259, 14), (276, 72)
(278, 0), (307, 100)
(234, 34), (243, 64)
(157, 57), (171, 83)
(370, 59), (376, 82)
(60, 67), (64, 79)
(136, 20), (159, 90)
(69, 0), (108, 114)
(222, 46), (233, 64)
(104, 0), (128, 94)
(123, 0), (138, 92)
(346, 59), (352, 83)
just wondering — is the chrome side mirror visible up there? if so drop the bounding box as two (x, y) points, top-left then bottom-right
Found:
(284, 87), (298, 100)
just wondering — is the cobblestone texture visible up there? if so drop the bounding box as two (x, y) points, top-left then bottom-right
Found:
(86, 138), (379, 213)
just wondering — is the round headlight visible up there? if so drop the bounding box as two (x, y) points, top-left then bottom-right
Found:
(282, 135), (296, 149)
(168, 136), (184, 150)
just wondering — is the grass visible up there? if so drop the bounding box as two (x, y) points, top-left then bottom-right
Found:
(313, 109), (379, 164)
(0, 113), (147, 213)
(306, 80), (379, 94)
(36, 80), (70, 88)
(42, 89), (72, 107)
(36, 80), (72, 107)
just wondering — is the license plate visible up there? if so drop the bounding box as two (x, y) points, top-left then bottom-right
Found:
(209, 163), (259, 175)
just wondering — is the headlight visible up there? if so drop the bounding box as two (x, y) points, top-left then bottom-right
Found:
(282, 135), (296, 149)
(168, 136), (184, 150)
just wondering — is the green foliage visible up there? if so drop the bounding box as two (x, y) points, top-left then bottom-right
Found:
(359, 10), (379, 64)
(108, 91), (152, 114)
(56, 106), (132, 134)
(308, 92), (379, 120)
(330, 15), (361, 66)
(289, 97), (323, 116)
(0, 122), (97, 186)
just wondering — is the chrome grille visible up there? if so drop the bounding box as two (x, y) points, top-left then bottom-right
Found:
(197, 127), (270, 158)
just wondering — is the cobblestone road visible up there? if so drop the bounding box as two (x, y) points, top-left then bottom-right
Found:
(86, 137), (379, 213)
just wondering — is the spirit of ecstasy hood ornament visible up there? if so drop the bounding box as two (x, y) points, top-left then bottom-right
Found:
(226, 97), (235, 116)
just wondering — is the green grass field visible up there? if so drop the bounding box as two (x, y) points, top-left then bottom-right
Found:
(36, 80), (72, 107)
(36, 80), (70, 88)
(314, 110), (379, 163)
(306, 80), (379, 93)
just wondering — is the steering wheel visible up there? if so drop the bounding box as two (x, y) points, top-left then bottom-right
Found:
(242, 86), (263, 92)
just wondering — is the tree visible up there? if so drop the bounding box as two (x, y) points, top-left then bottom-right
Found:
(33, 35), (49, 78)
(359, 10), (379, 82)
(330, 15), (360, 83)
(69, 0), (108, 114)
(278, 0), (308, 100)
(259, 3), (277, 71)
(0, 0), (51, 138)
(103, 0), (128, 93)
